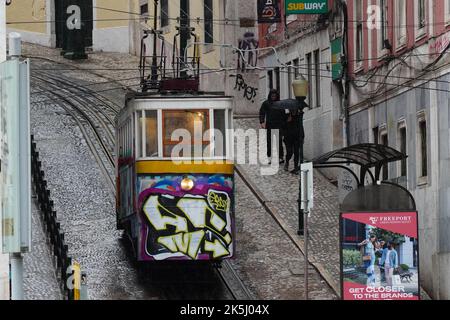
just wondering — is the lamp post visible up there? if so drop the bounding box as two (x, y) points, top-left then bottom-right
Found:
(292, 79), (309, 235)
(272, 80), (309, 234)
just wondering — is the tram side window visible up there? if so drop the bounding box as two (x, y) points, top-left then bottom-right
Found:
(163, 110), (210, 158)
(136, 112), (142, 158)
(213, 109), (225, 157)
(145, 110), (158, 157)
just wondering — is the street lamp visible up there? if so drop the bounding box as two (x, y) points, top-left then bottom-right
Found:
(273, 78), (309, 235)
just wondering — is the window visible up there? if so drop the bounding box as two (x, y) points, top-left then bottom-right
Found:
(145, 111), (158, 157)
(398, 124), (407, 177)
(213, 110), (226, 157)
(268, 70), (274, 90)
(373, 126), (379, 144)
(160, 0), (169, 28)
(380, 130), (388, 180)
(415, 0), (427, 39)
(395, 0), (407, 47)
(162, 110), (210, 158)
(418, 118), (427, 178)
(136, 112), (142, 157)
(380, 0), (389, 50)
(306, 53), (312, 108)
(204, 0), (214, 44)
(314, 49), (321, 108)
(140, 3), (148, 15)
(293, 58), (300, 79)
(287, 62), (293, 99)
(275, 67), (281, 92)
(418, 0), (426, 29)
(447, 0), (450, 23)
(355, 0), (364, 64)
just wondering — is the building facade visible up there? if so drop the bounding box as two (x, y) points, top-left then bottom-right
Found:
(346, 0), (450, 299)
(130, 0), (260, 115)
(6, 0), (131, 53)
(258, 0), (346, 169)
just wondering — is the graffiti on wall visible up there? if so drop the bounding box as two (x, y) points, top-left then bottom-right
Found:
(237, 32), (259, 71)
(231, 74), (258, 103)
(137, 175), (234, 261)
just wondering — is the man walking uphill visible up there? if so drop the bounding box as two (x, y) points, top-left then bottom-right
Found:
(284, 108), (304, 174)
(260, 89), (286, 164)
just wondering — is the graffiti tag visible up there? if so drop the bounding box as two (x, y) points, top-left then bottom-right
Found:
(231, 74), (258, 103)
(143, 192), (232, 260)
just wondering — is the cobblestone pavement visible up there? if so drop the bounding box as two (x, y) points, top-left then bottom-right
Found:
(23, 199), (62, 300)
(234, 118), (343, 295)
(30, 66), (159, 300)
(232, 175), (336, 299)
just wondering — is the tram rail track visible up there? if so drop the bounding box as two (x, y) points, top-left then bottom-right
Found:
(30, 65), (253, 300)
(31, 75), (116, 193)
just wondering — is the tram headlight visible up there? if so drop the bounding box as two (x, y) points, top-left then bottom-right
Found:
(181, 177), (195, 191)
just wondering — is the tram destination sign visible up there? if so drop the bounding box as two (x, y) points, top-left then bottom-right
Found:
(285, 0), (328, 14)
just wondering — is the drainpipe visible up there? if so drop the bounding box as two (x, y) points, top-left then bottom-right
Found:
(341, 0), (350, 147)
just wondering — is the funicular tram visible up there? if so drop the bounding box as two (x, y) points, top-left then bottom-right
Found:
(115, 28), (235, 263)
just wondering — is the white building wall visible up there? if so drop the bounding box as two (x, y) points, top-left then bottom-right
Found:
(259, 28), (342, 164)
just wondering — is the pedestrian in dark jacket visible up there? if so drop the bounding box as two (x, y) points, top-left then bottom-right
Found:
(259, 89), (286, 164)
(284, 108), (304, 174)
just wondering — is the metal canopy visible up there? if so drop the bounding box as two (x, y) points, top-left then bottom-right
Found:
(313, 143), (407, 186)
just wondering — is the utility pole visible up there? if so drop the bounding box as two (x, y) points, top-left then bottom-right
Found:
(0, 0), (10, 300)
(150, 0), (158, 84)
(180, 0), (189, 78)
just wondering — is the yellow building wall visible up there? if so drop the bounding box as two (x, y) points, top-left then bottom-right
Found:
(95, 0), (130, 29)
(147, 0), (221, 69)
(6, 0), (47, 34)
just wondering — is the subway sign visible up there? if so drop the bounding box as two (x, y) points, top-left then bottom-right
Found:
(285, 0), (328, 14)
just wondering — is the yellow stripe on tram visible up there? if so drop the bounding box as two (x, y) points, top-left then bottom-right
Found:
(136, 160), (235, 175)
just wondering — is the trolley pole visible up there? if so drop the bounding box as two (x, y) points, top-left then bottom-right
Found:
(180, 0), (189, 78)
(151, 0), (159, 84)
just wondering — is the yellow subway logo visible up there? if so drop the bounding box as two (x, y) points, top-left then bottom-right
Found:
(286, 0), (328, 14)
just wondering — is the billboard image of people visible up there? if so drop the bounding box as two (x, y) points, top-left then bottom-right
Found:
(340, 212), (419, 300)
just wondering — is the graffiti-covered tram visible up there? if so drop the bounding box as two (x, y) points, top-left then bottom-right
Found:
(115, 92), (235, 262)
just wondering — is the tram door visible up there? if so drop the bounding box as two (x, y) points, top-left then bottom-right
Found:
(55, 0), (93, 48)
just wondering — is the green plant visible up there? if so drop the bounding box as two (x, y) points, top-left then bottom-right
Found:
(343, 249), (362, 267)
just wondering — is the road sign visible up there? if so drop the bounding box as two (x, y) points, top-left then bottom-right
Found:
(300, 162), (314, 212)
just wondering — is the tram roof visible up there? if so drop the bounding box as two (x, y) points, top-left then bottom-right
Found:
(126, 90), (232, 101)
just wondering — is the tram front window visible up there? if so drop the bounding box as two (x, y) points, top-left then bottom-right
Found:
(213, 109), (225, 157)
(145, 110), (158, 157)
(163, 110), (210, 158)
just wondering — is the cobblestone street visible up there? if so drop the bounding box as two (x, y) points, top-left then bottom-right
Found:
(232, 175), (336, 299)
(234, 118), (341, 294)
(19, 43), (339, 300)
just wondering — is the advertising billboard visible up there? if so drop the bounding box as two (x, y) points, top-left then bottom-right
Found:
(258, 0), (282, 23)
(285, 0), (328, 15)
(340, 211), (420, 300)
